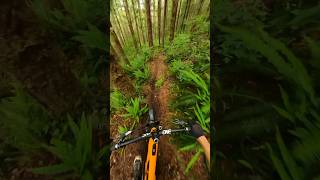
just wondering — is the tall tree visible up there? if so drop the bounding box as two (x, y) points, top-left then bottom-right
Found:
(111, 11), (125, 47)
(123, 0), (138, 51)
(111, 27), (128, 64)
(152, 0), (157, 42)
(175, 0), (182, 32)
(191, 0), (207, 32)
(131, 0), (142, 47)
(169, 0), (179, 42)
(197, 0), (205, 15)
(185, 0), (192, 21)
(138, 0), (146, 44)
(162, 0), (168, 46)
(158, 0), (162, 45)
(114, 4), (129, 39)
(110, 44), (119, 62)
(111, 19), (124, 48)
(145, 0), (153, 47)
(180, 0), (191, 31)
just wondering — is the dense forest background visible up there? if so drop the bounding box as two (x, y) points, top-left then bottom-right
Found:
(213, 0), (320, 179)
(1, 0), (320, 179)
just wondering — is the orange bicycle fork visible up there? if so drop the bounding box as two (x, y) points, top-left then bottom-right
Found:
(144, 128), (159, 180)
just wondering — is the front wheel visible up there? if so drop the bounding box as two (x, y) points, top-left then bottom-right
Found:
(133, 155), (142, 180)
(148, 109), (155, 124)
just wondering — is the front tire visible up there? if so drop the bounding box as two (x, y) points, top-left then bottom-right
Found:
(149, 109), (155, 124)
(133, 155), (142, 180)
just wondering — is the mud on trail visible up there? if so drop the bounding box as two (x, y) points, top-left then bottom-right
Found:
(110, 54), (209, 180)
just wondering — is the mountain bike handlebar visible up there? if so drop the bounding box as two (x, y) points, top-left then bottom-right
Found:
(111, 127), (190, 151)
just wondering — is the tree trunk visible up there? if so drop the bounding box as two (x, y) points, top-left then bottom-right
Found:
(191, 0), (206, 32)
(197, 0), (205, 15)
(110, 44), (119, 62)
(111, 27), (129, 64)
(206, 0), (210, 18)
(162, 0), (168, 46)
(185, 0), (192, 21)
(111, 11), (125, 47)
(110, 18), (121, 47)
(145, 0), (153, 47)
(180, 0), (191, 31)
(169, 0), (179, 42)
(154, 0), (158, 44)
(123, 0), (138, 51)
(114, 5), (129, 39)
(158, 0), (162, 45)
(131, 0), (142, 47)
(138, 0), (146, 44)
(175, 0), (182, 32)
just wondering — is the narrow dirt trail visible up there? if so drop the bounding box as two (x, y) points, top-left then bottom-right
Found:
(110, 54), (208, 180)
(146, 54), (209, 180)
(146, 54), (171, 125)
(145, 54), (186, 180)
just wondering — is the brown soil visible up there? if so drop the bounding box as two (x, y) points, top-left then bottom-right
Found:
(147, 54), (186, 180)
(110, 54), (209, 180)
(110, 59), (145, 180)
(110, 59), (135, 97)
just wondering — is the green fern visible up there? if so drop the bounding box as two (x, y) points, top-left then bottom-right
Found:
(169, 59), (193, 73)
(217, 24), (316, 106)
(166, 34), (192, 61)
(288, 5), (320, 27)
(194, 103), (210, 134)
(32, 114), (104, 179)
(76, 72), (98, 91)
(133, 67), (150, 85)
(72, 24), (107, 50)
(118, 125), (129, 135)
(184, 148), (203, 174)
(171, 92), (198, 109)
(110, 89), (126, 112)
(305, 36), (320, 69)
(178, 70), (209, 95)
(267, 128), (303, 180)
(29, 0), (105, 32)
(123, 52), (150, 88)
(0, 83), (49, 153)
(291, 108), (320, 165)
(179, 143), (197, 152)
(123, 97), (148, 130)
(155, 76), (165, 89)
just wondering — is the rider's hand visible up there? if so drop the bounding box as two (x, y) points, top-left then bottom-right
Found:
(190, 122), (204, 138)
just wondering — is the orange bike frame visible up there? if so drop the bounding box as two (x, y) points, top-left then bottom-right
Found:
(144, 128), (158, 180)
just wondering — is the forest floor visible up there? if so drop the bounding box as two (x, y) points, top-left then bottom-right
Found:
(110, 54), (209, 180)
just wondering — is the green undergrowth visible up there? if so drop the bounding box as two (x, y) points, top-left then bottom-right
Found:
(0, 84), (107, 179)
(166, 15), (210, 174)
(1, 0), (108, 178)
(122, 45), (153, 94)
(111, 89), (148, 130)
(214, 0), (320, 179)
(31, 114), (107, 179)
(111, 45), (152, 131)
(155, 76), (165, 89)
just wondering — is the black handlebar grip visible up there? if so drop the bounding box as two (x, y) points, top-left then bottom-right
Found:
(110, 134), (151, 151)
